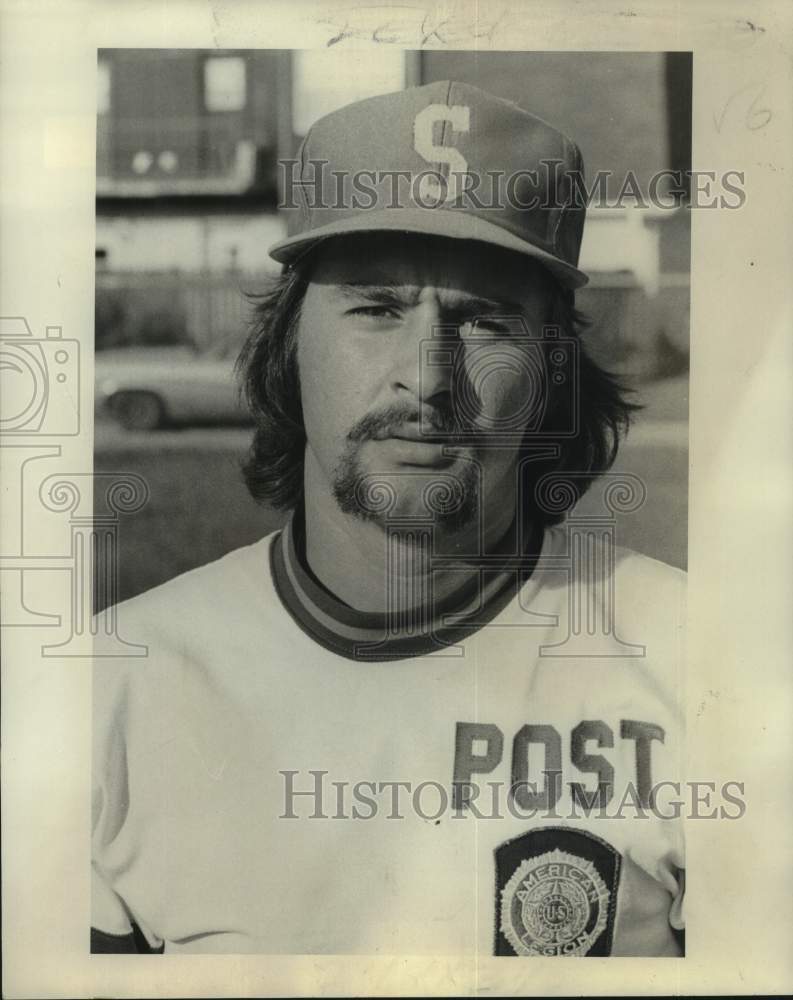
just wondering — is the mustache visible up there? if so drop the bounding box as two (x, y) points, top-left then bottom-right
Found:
(347, 403), (473, 443)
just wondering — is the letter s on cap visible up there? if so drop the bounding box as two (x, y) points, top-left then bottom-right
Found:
(413, 104), (470, 204)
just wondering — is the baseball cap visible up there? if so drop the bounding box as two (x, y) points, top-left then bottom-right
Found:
(269, 80), (589, 288)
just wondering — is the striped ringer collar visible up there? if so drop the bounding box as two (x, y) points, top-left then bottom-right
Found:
(270, 511), (545, 662)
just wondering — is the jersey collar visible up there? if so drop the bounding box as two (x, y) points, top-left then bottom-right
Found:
(270, 508), (545, 661)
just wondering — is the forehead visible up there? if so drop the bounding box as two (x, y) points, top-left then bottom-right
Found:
(305, 233), (551, 308)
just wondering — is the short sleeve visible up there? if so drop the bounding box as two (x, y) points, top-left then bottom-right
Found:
(92, 859), (133, 937)
(91, 660), (164, 952)
(669, 867), (685, 930)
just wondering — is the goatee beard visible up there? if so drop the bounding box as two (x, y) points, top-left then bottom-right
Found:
(331, 402), (482, 533)
(331, 451), (480, 534)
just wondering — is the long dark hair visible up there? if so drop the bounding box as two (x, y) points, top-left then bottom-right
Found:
(236, 258), (639, 527)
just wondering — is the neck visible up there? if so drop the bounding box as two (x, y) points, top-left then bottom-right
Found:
(302, 450), (522, 613)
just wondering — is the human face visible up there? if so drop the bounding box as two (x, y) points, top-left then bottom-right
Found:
(297, 233), (550, 536)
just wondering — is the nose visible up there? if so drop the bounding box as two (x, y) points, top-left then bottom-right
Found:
(390, 298), (456, 407)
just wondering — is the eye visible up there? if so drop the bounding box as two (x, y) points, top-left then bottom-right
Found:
(346, 305), (401, 321)
(475, 320), (511, 334)
(463, 317), (522, 337)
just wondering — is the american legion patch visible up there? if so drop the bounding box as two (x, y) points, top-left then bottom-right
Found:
(495, 827), (621, 956)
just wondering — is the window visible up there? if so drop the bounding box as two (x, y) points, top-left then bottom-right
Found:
(204, 56), (247, 112)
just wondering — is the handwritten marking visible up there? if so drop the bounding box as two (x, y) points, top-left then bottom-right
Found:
(318, 5), (511, 48)
(713, 83), (771, 133)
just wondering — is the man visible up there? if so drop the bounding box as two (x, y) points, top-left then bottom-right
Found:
(92, 81), (685, 956)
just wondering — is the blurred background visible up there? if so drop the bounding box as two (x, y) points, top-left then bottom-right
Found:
(94, 49), (691, 608)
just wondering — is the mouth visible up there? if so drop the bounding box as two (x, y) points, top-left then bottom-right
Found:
(373, 430), (462, 468)
(377, 421), (457, 443)
(389, 431), (446, 443)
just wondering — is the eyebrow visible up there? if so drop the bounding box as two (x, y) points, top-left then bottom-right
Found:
(334, 282), (418, 306)
(333, 282), (527, 316)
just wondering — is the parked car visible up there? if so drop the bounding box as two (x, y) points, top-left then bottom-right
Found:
(95, 340), (252, 430)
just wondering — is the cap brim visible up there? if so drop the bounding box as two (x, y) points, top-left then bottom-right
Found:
(268, 207), (589, 289)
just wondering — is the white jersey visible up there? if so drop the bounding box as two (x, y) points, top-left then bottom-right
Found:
(92, 518), (685, 956)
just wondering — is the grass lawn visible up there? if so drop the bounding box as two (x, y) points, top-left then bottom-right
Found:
(94, 442), (284, 609)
